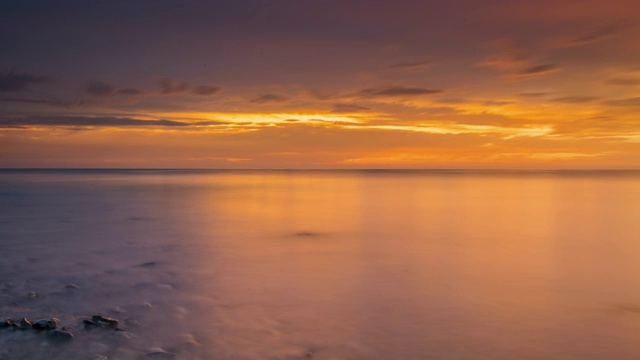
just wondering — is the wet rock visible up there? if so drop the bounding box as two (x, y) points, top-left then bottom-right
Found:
(91, 315), (119, 328)
(48, 329), (73, 340)
(19, 317), (32, 330)
(26, 291), (40, 299)
(32, 318), (58, 330)
(84, 319), (99, 327)
(90, 356), (108, 360)
(1, 318), (13, 328)
(64, 283), (80, 290)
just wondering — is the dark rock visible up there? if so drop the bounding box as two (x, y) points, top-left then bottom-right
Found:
(48, 329), (73, 340)
(32, 319), (58, 330)
(0, 318), (13, 328)
(19, 317), (32, 329)
(84, 319), (99, 327)
(26, 291), (40, 299)
(91, 315), (118, 328)
(64, 284), (80, 290)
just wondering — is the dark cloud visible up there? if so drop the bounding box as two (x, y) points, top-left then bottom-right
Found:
(192, 85), (222, 96)
(513, 64), (559, 78)
(159, 78), (190, 94)
(517, 92), (550, 97)
(332, 103), (371, 113)
(387, 61), (432, 71)
(603, 97), (640, 107)
(606, 77), (640, 85)
(83, 80), (116, 96)
(0, 116), (191, 128)
(117, 88), (143, 95)
(250, 94), (289, 104)
(306, 90), (334, 101)
(1, 97), (52, 104)
(1, 96), (83, 107)
(568, 25), (621, 46)
(0, 69), (52, 92)
(551, 96), (598, 103)
(357, 86), (443, 97)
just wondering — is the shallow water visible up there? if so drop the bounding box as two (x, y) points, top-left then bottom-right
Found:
(1, 170), (640, 359)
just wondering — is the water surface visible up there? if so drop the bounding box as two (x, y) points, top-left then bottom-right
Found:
(1, 170), (640, 359)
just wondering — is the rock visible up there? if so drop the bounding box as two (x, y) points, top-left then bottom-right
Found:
(91, 315), (118, 328)
(84, 319), (99, 327)
(64, 284), (80, 290)
(32, 318), (58, 330)
(19, 317), (32, 330)
(0, 318), (13, 328)
(305, 351), (314, 358)
(48, 329), (73, 340)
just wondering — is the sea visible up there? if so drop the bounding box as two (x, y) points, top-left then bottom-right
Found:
(1, 169), (639, 360)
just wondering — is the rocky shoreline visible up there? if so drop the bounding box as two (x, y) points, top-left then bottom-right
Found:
(1, 313), (178, 359)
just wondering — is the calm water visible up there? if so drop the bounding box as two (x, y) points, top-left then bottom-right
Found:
(1, 170), (640, 360)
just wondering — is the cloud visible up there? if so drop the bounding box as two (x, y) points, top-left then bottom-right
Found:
(512, 64), (560, 78)
(551, 96), (598, 103)
(117, 88), (143, 95)
(477, 41), (531, 69)
(603, 97), (640, 107)
(0, 116), (191, 128)
(1, 97), (53, 105)
(250, 94), (289, 104)
(83, 80), (116, 96)
(332, 103), (371, 113)
(192, 85), (221, 96)
(606, 77), (640, 85)
(356, 86), (443, 97)
(159, 78), (190, 94)
(386, 61), (432, 71)
(517, 92), (550, 97)
(0, 69), (53, 92)
(0, 96), (84, 107)
(567, 25), (621, 46)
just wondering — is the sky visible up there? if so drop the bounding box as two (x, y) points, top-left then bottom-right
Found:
(1, 0), (640, 169)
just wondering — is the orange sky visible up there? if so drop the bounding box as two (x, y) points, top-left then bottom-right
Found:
(1, 0), (640, 168)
